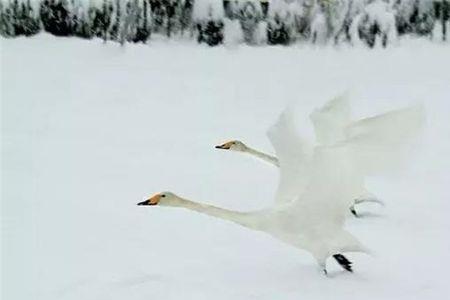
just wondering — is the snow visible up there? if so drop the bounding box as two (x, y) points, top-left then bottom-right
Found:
(268, 0), (296, 21)
(223, 18), (244, 46)
(1, 34), (450, 300)
(311, 10), (327, 44)
(192, 0), (225, 21)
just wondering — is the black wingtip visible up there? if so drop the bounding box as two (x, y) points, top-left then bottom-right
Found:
(333, 254), (353, 272)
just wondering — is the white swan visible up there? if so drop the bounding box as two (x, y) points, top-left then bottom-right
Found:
(139, 103), (424, 275)
(215, 95), (384, 216)
(214, 140), (380, 216)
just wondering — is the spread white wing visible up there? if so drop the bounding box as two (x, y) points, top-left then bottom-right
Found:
(267, 104), (424, 256)
(341, 105), (425, 175)
(269, 107), (364, 256)
(267, 107), (312, 205)
(267, 94), (352, 206)
(310, 93), (351, 145)
(290, 145), (362, 230)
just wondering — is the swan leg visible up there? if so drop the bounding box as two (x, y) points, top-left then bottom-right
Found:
(333, 254), (353, 272)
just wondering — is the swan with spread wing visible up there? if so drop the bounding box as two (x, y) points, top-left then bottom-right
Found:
(138, 100), (424, 274)
(215, 95), (386, 216)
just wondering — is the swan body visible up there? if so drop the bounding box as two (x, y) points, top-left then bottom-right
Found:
(138, 190), (366, 273)
(139, 98), (424, 274)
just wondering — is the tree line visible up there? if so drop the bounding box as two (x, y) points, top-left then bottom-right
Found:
(0, 0), (449, 47)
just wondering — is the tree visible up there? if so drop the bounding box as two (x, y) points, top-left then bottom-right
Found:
(40, 0), (72, 36)
(237, 0), (264, 44)
(193, 0), (225, 46)
(267, 0), (294, 45)
(351, 0), (397, 48)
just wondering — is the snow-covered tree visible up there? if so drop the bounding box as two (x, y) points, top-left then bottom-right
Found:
(394, 0), (434, 36)
(234, 0), (264, 44)
(310, 1), (328, 44)
(134, 0), (151, 42)
(193, 0), (224, 46)
(40, 0), (73, 36)
(179, 0), (194, 35)
(0, 1), (16, 37)
(267, 0), (295, 45)
(1, 0), (41, 37)
(350, 0), (397, 47)
(432, 0), (449, 41)
(0, 0), (447, 46)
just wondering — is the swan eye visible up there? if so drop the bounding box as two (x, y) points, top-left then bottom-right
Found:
(161, 194), (166, 198)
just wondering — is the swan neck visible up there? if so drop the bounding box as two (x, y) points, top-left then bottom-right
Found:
(244, 146), (279, 167)
(172, 197), (259, 230)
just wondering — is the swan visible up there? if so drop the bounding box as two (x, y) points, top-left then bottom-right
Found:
(214, 140), (380, 216)
(215, 95), (384, 216)
(138, 103), (424, 275)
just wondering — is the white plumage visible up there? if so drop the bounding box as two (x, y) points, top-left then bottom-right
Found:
(140, 95), (425, 274)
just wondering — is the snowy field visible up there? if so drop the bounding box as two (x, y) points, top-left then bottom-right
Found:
(1, 35), (450, 300)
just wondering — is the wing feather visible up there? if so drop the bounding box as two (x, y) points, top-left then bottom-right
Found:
(309, 93), (351, 145)
(342, 105), (426, 175)
(282, 104), (424, 233)
(267, 107), (312, 205)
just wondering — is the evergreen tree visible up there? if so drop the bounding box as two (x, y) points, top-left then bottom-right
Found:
(134, 0), (151, 43)
(40, 0), (72, 36)
(23, 0), (41, 36)
(434, 0), (449, 41)
(149, 0), (165, 34)
(0, 0), (447, 46)
(0, 2), (16, 37)
(109, 0), (121, 40)
(354, 0), (396, 48)
(237, 0), (263, 45)
(267, 0), (293, 45)
(193, 0), (225, 46)
(179, 0), (193, 35)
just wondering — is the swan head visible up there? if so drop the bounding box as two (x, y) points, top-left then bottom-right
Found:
(215, 140), (247, 152)
(137, 192), (180, 206)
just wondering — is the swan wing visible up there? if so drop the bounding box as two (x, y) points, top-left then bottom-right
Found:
(342, 105), (426, 175)
(276, 104), (423, 257)
(267, 107), (312, 205)
(289, 104), (425, 223)
(290, 145), (360, 229)
(281, 144), (366, 258)
(309, 93), (351, 145)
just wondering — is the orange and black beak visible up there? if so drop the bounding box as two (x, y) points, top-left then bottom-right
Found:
(215, 141), (233, 150)
(137, 194), (161, 206)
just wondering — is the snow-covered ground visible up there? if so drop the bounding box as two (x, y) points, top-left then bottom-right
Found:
(1, 35), (450, 300)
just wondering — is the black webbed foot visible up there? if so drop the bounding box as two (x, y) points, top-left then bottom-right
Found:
(333, 254), (353, 272)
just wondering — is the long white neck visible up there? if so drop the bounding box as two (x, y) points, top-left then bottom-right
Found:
(165, 196), (261, 230)
(244, 146), (279, 167)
